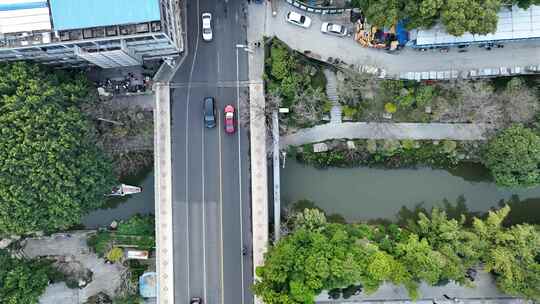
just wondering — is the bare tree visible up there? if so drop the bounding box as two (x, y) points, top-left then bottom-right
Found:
(292, 87), (327, 126)
(499, 77), (538, 124)
(435, 80), (503, 125)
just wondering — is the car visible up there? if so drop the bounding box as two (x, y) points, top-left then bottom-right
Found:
(203, 97), (216, 128)
(320, 22), (347, 37)
(190, 297), (202, 304)
(224, 104), (235, 134)
(201, 13), (212, 41)
(285, 11), (311, 28)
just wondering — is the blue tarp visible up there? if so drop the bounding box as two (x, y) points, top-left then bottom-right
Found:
(396, 20), (409, 45)
(49, 0), (161, 31)
(139, 272), (157, 298)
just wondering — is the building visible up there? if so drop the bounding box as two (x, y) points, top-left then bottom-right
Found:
(0, 0), (183, 68)
(413, 5), (540, 48)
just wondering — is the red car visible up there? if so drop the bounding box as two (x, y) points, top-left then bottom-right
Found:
(224, 104), (235, 134)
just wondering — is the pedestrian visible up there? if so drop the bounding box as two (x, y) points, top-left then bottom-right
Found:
(443, 294), (451, 300)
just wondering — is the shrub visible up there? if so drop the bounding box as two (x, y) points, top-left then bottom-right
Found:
(484, 124), (540, 187)
(366, 139), (378, 153)
(343, 105), (359, 118)
(401, 139), (417, 150)
(442, 140), (457, 154)
(415, 86), (435, 108)
(385, 102), (397, 113)
(87, 232), (112, 257)
(106, 247), (124, 263)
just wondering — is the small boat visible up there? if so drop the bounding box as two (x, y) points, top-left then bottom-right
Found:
(108, 184), (142, 196)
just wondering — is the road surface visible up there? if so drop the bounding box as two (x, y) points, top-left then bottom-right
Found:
(170, 0), (252, 303)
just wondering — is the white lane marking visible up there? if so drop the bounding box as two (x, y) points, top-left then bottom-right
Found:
(185, 0), (201, 298)
(235, 47), (246, 304)
(202, 105), (207, 302)
(218, 110), (225, 304)
(217, 52), (221, 78)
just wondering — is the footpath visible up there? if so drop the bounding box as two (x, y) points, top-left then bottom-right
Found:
(315, 271), (529, 304)
(247, 2), (270, 304)
(282, 122), (490, 147)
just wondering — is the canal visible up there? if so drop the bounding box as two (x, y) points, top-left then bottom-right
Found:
(281, 159), (540, 223)
(82, 168), (155, 228)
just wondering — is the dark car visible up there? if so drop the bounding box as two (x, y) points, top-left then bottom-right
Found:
(203, 97), (216, 128)
(191, 297), (202, 304)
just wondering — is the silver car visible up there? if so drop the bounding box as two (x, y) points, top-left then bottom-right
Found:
(286, 11), (312, 28)
(321, 22), (347, 37)
(201, 13), (212, 41)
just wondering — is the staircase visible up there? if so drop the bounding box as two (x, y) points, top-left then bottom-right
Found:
(323, 69), (342, 124)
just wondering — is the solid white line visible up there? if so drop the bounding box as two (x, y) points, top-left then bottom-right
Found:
(202, 107), (207, 302)
(218, 111), (225, 304)
(235, 47), (246, 304)
(185, 0), (202, 298)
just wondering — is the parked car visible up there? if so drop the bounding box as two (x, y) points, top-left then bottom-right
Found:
(201, 13), (212, 41)
(203, 97), (216, 128)
(191, 297), (202, 304)
(320, 22), (347, 37)
(224, 104), (235, 134)
(285, 11), (312, 28)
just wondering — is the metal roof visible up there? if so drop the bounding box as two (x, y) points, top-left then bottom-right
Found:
(0, 0), (51, 34)
(49, 0), (161, 31)
(416, 5), (540, 46)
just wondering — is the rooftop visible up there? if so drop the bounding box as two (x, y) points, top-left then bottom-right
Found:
(0, 0), (51, 34)
(416, 5), (540, 46)
(49, 0), (161, 31)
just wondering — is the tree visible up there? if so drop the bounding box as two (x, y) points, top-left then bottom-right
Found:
(0, 250), (52, 304)
(254, 217), (365, 304)
(473, 206), (540, 301)
(0, 63), (115, 234)
(292, 87), (327, 127)
(409, 209), (483, 284)
(512, 0), (540, 8)
(484, 124), (540, 187)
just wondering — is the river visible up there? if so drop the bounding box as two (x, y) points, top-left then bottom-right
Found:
(281, 159), (540, 223)
(82, 168), (155, 228)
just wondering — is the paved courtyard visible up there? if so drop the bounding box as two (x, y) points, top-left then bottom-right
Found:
(267, 1), (540, 75)
(21, 231), (127, 304)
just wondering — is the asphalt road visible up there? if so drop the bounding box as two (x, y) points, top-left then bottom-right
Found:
(170, 0), (252, 304)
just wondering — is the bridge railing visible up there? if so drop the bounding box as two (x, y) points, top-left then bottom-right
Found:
(285, 0), (346, 14)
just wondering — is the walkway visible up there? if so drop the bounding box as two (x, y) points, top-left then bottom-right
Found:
(268, 1), (540, 76)
(153, 82), (174, 304)
(323, 69), (342, 124)
(315, 271), (528, 304)
(248, 2), (270, 304)
(282, 122), (490, 147)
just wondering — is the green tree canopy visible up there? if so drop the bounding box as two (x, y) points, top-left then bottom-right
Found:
(484, 124), (540, 187)
(354, 0), (508, 36)
(473, 206), (540, 299)
(0, 63), (115, 234)
(0, 250), (52, 304)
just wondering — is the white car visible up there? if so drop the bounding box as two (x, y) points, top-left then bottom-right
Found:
(286, 11), (312, 28)
(321, 22), (347, 37)
(201, 13), (212, 41)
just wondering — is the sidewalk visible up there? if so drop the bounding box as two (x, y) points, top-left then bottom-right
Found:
(282, 122), (490, 147)
(248, 2), (270, 304)
(268, 1), (540, 76)
(315, 271), (529, 304)
(153, 83), (174, 304)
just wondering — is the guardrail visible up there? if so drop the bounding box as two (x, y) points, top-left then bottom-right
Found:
(285, 0), (346, 14)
